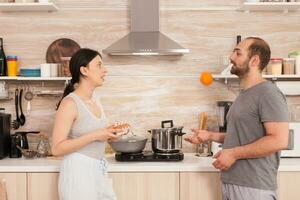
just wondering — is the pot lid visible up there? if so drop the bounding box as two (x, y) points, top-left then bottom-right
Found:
(149, 126), (183, 131)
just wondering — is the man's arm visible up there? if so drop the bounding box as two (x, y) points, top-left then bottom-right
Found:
(209, 131), (226, 144)
(232, 122), (289, 159)
(212, 122), (289, 170)
(184, 129), (226, 144)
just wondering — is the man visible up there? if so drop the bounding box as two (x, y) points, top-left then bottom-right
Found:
(185, 37), (289, 200)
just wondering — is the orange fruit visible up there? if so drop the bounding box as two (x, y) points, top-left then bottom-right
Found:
(199, 71), (213, 86)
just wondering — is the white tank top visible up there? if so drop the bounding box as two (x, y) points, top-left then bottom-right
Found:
(66, 92), (108, 159)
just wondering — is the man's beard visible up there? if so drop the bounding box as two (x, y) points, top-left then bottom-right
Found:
(230, 60), (250, 77)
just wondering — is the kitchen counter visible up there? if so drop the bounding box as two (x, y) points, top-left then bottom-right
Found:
(0, 154), (300, 172)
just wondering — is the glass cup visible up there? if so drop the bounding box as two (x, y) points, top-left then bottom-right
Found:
(291, 104), (300, 122)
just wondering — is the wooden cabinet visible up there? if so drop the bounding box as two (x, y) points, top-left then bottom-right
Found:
(1, 171), (300, 200)
(109, 172), (179, 200)
(278, 172), (300, 200)
(27, 173), (59, 200)
(0, 173), (27, 200)
(180, 172), (221, 200)
(26, 172), (179, 200)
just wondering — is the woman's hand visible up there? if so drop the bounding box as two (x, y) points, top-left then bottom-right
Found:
(93, 126), (123, 141)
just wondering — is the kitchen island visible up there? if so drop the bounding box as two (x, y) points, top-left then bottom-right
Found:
(0, 154), (300, 200)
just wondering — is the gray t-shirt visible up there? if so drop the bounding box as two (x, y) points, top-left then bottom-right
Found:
(221, 81), (289, 190)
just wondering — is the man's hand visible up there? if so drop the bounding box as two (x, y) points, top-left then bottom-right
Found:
(184, 129), (211, 144)
(184, 133), (201, 144)
(191, 128), (211, 143)
(212, 149), (237, 171)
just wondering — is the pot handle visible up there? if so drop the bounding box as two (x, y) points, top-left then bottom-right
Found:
(161, 120), (173, 128)
(15, 131), (40, 135)
(177, 132), (186, 136)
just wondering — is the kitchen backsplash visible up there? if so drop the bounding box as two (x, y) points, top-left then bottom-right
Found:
(0, 0), (300, 152)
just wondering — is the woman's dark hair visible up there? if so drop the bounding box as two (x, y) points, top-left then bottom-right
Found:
(56, 48), (102, 109)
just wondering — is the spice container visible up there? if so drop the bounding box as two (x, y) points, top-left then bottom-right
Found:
(289, 51), (300, 75)
(6, 56), (18, 77)
(268, 58), (283, 75)
(283, 58), (296, 75)
(266, 62), (272, 75)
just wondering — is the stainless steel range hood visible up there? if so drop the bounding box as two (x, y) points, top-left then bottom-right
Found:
(102, 0), (189, 56)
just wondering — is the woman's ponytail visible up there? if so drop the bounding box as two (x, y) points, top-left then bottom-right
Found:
(56, 80), (75, 110)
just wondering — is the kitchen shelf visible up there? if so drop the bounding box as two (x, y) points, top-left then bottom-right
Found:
(0, 76), (70, 81)
(213, 74), (300, 84)
(0, 2), (58, 12)
(239, 2), (300, 13)
(0, 97), (12, 101)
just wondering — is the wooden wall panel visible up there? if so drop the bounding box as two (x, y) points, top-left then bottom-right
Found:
(0, 0), (299, 152)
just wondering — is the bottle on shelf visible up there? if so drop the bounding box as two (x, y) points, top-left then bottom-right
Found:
(237, 35), (242, 45)
(0, 38), (7, 76)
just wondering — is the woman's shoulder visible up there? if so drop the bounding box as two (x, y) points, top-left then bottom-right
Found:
(58, 95), (78, 114)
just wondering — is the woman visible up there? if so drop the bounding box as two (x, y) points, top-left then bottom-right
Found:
(51, 48), (121, 200)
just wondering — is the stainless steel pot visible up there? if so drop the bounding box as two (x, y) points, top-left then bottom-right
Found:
(148, 120), (185, 154)
(108, 135), (147, 153)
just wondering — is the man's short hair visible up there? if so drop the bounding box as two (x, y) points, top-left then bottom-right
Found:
(245, 37), (271, 71)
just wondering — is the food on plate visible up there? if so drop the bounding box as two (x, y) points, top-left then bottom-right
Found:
(113, 123), (130, 130)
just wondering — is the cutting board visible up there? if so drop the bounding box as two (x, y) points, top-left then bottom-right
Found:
(46, 38), (80, 76)
(199, 112), (207, 130)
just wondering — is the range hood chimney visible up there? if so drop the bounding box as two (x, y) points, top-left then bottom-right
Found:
(102, 0), (189, 56)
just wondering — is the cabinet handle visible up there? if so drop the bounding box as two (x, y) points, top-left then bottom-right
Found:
(1, 178), (8, 200)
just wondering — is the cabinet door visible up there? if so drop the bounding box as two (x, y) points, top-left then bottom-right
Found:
(278, 172), (300, 200)
(27, 173), (59, 200)
(109, 172), (179, 200)
(180, 172), (221, 200)
(0, 173), (27, 200)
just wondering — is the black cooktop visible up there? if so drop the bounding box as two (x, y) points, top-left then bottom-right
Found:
(115, 151), (184, 162)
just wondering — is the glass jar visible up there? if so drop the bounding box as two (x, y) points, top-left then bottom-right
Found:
(36, 135), (50, 157)
(289, 51), (300, 75)
(291, 104), (300, 122)
(266, 62), (273, 75)
(0, 81), (9, 99)
(7, 56), (18, 77)
(269, 58), (283, 75)
(283, 58), (296, 75)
